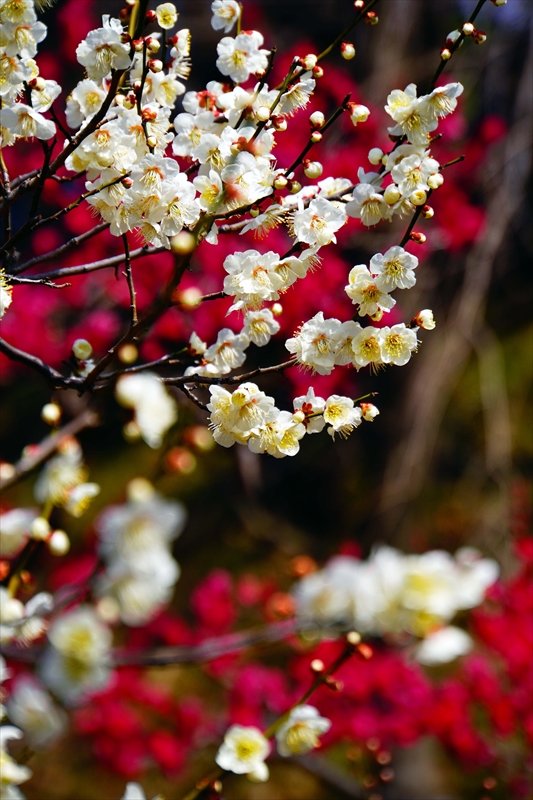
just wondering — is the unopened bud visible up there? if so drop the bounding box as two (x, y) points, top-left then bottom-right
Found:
(249, 206), (260, 217)
(292, 410), (305, 423)
(368, 147), (384, 166)
(303, 161), (323, 179)
(354, 0), (365, 7)
(427, 172), (444, 189)
(121, 176), (133, 188)
(288, 181), (301, 194)
(356, 643), (373, 660)
(72, 339), (92, 360)
(490, 0), (507, 5)
(310, 659), (325, 673)
(312, 65), (324, 78)
(254, 69), (266, 80)
(147, 59), (163, 73)
(341, 41), (356, 60)
(360, 402), (379, 422)
(118, 344), (138, 364)
(473, 29), (487, 44)
(271, 302), (283, 316)
(114, 93), (125, 106)
(273, 175), (288, 190)
(369, 308), (383, 322)
(146, 37), (160, 54)
(410, 231), (426, 243)
(119, 8), (130, 21)
(365, 10), (379, 24)
(133, 38), (144, 53)
(123, 421), (141, 441)
(272, 116), (287, 131)
(31, 517), (50, 541)
(346, 630), (362, 647)
(29, 76), (46, 91)
(440, 48), (452, 60)
(310, 131), (322, 143)
(41, 403), (61, 425)
(410, 189), (427, 206)
(462, 22), (475, 36)
(413, 309), (436, 330)
(170, 230), (196, 255)
(309, 110), (325, 128)
(383, 184), (401, 205)
(255, 105), (270, 122)
(145, 9), (157, 22)
(348, 103), (370, 125)
(302, 53), (317, 70)
(146, 135), (157, 148)
(325, 676), (343, 691)
(47, 530), (70, 556)
(175, 286), (202, 307)
(141, 107), (157, 121)
(421, 204), (434, 219)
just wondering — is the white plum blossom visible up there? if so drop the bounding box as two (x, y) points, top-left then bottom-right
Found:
(345, 170), (391, 227)
(115, 372), (178, 448)
(76, 16), (131, 81)
(156, 2), (178, 29)
(0, 508), (37, 557)
(216, 31), (269, 85)
(323, 395), (362, 439)
(215, 725), (270, 780)
(285, 312), (342, 375)
(6, 678), (67, 749)
(211, 0), (241, 33)
(0, 726), (32, 793)
(278, 72), (315, 115)
(0, 271), (13, 317)
(293, 387), (326, 434)
(351, 326), (383, 371)
(223, 249), (284, 311)
(248, 410), (306, 458)
(0, 103), (55, 140)
(40, 606), (112, 704)
(242, 308), (280, 346)
(199, 327), (250, 375)
(415, 625), (474, 666)
(207, 383), (277, 448)
(370, 246), (418, 291)
(344, 264), (396, 317)
(276, 706), (331, 756)
(33, 439), (89, 506)
(378, 324), (418, 366)
(293, 197), (346, 246)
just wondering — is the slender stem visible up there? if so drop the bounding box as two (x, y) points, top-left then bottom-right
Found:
(284, 94), (351, 177)
(317, 0), (380, 63)
(427, 0), (488, 92)
(27, 244), (164, 282)
(122, 233), (138, 325)
(10, 223), (110, 276)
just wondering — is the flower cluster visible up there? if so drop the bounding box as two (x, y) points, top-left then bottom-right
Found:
(95, 478), (186, 625)
(293, 546), (499, 663)
(206, 381), (376, 456)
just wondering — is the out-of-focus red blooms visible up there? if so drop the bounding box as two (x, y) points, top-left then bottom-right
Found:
(190, 569), (237, 632)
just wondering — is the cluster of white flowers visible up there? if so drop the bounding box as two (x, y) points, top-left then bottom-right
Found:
(0, 587), (52, 647)
(215, 705), (331, 782)
(206, 381), (378, 457)
(33, 437), (100, 518)
(95, 478), (186, 626)
(293, 546), (499, 664)
(0, 0), (56, 147)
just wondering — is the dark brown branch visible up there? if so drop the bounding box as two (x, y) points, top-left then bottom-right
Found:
(10, 223), (110, 276)
(0, 337), (78, 390)
(27, 244), (165, 281)
(163, 358), (296, 388)
(122, 233), (137, 325)
(0, 407), (100, 491)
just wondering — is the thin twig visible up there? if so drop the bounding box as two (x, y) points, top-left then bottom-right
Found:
(0, 407), (100, 491)
(0, 337), (79, 389)
(122, 233), (138, 325)
(162, 359), (296, 388)
(10, 223), (110, 276)
(26, 244), (165, 281)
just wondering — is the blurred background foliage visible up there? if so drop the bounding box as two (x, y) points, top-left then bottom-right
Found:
(1, 0), (532, 798)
